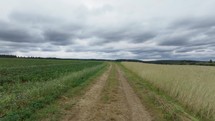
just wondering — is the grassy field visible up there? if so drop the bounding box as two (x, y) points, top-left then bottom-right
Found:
(122, 62), (215, 120)
(2, 58), (215, 121)
(0, 58), (106, 121)
(0, 58), (101, 85)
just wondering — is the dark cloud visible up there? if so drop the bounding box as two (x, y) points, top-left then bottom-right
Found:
(66, 46), (121, 53)
(130, 48), (172, 55)
(0, 42), (39, 54)
(130, 32), (156, 43)
(0, 26), (33, 43)
(158, 36), (189, 46)
(0, 0), (215, 60)
(88, 27), (156, 45)
(43, 30), (74, 45)
(0, 20), (44, 43)
(41, 47), (60, 52)
(204, 28), (215, 36)
(175, 46), (205, 53)
(173, 17), (215, 30)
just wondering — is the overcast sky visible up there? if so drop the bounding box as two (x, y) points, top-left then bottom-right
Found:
(0, 0), (215, 60)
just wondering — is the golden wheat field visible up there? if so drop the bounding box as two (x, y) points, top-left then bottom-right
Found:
(122, 62), (215, 119)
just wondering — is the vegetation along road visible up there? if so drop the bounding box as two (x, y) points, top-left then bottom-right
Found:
(1, 58), (214, 121)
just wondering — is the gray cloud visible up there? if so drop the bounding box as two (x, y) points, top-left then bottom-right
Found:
(0, 29), (31, 42)
(0, 21), (35, 43)
(43, 30), (74, 45)
(173, 17), (215, 30)
(88, 26), (156, 45)
(158, 36), (189, 46)
(41, 47), (60, 52)
(130, 32), (156, 43)
(0, 20), (44, 44)
(0, 0), (215, 60)
(10, 11), (61, 24)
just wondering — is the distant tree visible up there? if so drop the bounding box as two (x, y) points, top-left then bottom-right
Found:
(0, 54), (17, 58)
(209, 59), (213, 63)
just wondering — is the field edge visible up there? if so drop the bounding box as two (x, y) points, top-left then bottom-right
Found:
(118, 62), (200, 121)
(26, 63), (110, 121)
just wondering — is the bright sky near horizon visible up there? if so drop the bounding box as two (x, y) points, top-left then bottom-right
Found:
(0, 0), (215, 60)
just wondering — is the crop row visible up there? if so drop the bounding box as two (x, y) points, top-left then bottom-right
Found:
(0, 61), (102, 85)
(0, 58), (78, 68)
(0, 61), (106, 120)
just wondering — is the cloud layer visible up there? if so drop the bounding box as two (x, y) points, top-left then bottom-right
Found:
(0, 0), (215, 60)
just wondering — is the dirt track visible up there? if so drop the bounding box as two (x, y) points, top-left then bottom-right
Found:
(62, 64), (152, 121)
(62, 65), (112, 121)
(117, 67), (152, 121)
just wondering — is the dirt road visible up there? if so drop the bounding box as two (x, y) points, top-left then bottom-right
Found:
(62, 65), (112, 121)
(117, 67), (152, 121)
(62, 64), (152, 121)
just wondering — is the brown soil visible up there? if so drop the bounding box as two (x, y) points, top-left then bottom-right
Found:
(62, 64), (152, 121)
(87, 64), (131, 121)
(62, 65), (112, 121)
(117, 66), (152, 121)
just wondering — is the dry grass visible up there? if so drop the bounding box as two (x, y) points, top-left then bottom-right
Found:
(122, 62), (215, 120)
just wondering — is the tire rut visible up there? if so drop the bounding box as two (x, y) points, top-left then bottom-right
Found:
(117, 66), (152, 121)
(88, 64), (130, 121)
(62, 64), (152, 121)
(62, 65), (112, 121)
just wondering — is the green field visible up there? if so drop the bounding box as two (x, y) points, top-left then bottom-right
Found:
(1, 58), (215, 121)
(0, 58), (106, 120)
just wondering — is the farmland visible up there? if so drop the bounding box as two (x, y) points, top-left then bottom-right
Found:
(122, 62), (215, 120)
(0, 58), (106, 120)
(1, 58), (215, 121)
